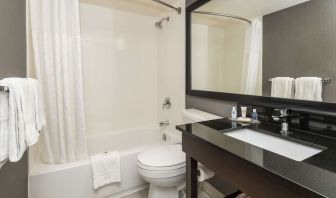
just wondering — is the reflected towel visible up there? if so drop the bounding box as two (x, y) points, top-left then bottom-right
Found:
(90, 151), (121, 190)
(271, 77), (294, 99)
(294, 77), (322, 101)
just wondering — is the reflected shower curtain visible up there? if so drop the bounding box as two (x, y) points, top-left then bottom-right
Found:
(27, 0), (87, 163)
(241, 18), (263, 95)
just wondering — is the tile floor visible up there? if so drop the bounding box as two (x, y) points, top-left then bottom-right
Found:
(122, 184), (222, 198)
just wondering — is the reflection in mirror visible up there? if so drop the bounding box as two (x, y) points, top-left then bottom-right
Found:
(191, 0), (336, 103)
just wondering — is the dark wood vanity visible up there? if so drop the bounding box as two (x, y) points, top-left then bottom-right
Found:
(184, 0), (336, 197)
(177, 116), (336, 198)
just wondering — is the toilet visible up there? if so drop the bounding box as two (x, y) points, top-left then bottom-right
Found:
(137, 109), (222, 198)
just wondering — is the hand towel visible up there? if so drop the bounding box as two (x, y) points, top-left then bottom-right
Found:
(23, 78), (46, 146)
(0, 79), (26, 162)
(294, 77), (322, 101)
(271, 77), (294, 98)
(90, 151), (121, 190)
(0, 78), (45, 162)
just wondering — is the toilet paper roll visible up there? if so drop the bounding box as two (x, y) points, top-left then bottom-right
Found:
(197, 163), (215, 182)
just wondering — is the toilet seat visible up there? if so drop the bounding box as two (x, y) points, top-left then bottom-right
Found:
(138, 165), (186, 179)
(138, 161), (186, 171)
(137, 144), (186, 178)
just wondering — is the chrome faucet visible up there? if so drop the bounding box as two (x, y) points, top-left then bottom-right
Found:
(272, 108), (291, 135)
(162, 97), (172, 109)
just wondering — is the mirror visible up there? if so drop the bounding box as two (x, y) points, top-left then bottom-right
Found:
(190, 0), (336, 103)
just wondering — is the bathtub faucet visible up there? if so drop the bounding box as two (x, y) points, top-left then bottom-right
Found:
(160, 120), (170, 127)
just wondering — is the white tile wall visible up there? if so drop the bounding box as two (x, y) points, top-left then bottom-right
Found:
(157, 0), (186, 130)
(80, 3), (159, 135)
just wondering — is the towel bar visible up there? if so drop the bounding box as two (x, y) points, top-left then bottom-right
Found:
(268, 77), (331, 84)
(0, 86), (8, 92)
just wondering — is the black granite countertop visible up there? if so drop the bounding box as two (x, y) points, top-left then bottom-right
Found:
(176, 118), (336, 198)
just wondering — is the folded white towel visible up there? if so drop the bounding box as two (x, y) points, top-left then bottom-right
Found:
(294, 77), (322, 101)
(271, 77), (294, 99)
(0, 78), (45, 163)
(90, 151), (121, 190)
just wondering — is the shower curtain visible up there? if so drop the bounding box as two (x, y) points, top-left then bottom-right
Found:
(241, 18), (263, 95)
(27, 0), (87, 164)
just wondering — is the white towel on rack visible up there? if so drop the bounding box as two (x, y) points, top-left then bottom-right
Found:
(90, 151), (121, 190)
(271, 77), (294, 98)
(294, 77), (322, 101)
(0, 78), (45, 163)
(0, 92), (9, 163)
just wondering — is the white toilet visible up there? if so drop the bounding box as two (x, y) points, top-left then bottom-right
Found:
(137, 109), (222, 198)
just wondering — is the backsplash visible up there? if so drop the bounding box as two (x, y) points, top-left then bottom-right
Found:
(238, 103), (336, 139)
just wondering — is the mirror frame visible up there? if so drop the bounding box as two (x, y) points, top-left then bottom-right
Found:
(186, 0), (336, 115)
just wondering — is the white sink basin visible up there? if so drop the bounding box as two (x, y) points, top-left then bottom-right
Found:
(225, 129), (323, 161)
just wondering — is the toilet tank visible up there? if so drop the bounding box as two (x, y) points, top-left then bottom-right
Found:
(182, 109), (222, 124)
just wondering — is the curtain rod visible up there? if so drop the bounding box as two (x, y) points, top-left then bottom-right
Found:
(152, 0), (181, 14)
(0, 86), (8, 92)
(192, 11), (252, 24)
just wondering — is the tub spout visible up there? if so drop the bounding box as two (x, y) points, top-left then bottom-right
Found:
(160, 120), (169, 127)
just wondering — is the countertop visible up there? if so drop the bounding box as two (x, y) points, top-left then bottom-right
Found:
(176, 118), (336, 198)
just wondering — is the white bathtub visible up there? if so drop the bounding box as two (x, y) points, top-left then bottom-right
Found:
(28, 126), (171, 198)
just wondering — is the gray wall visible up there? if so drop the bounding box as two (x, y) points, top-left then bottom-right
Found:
(0, 0), (27, 198)
(263, 0), (336, 102)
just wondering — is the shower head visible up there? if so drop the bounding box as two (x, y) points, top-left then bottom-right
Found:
(155, 17), (169, 28)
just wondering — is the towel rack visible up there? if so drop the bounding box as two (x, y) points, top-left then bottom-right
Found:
(268, 77), (332, 84)
(0, 86), (8, 92)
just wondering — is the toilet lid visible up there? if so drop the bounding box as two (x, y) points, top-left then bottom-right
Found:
(138, 144), (185, 168)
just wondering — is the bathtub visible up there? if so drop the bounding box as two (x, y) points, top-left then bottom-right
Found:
(28, 126), (171, 198)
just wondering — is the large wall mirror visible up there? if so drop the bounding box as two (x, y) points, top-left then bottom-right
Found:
(187, 0), (336, 110)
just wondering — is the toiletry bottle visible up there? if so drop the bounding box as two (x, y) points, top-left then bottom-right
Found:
(241, 106), (247, 118)
(252, 109), (258, 123)
(231, 107), (237, 120)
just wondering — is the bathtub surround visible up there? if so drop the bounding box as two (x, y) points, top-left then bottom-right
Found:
(80, 3), (158, 135)
(27, 0), (88, 164)
(157, 0), (186, 131)
(80, 0), (186, 136)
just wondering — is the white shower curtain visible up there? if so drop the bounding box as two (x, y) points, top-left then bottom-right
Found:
(27, 0), (87, 164)
(241, 18), (263, 95)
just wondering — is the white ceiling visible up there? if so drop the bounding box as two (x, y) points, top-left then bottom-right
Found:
(80, 0), (179, 16)
(196, 0), (310, 19)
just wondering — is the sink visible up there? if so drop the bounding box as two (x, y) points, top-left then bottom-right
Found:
(225, 129), (323, 161)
